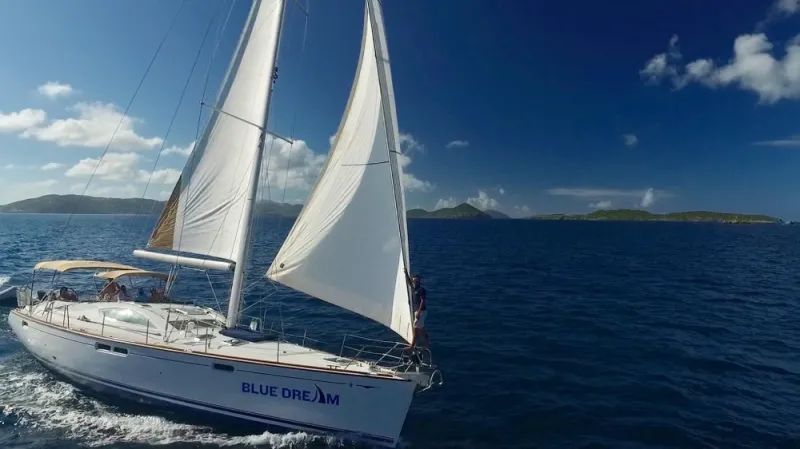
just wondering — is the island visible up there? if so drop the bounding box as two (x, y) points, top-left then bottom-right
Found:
(0, 194), (302, 217)
(1, 195), (783, 224)
(531, 209), (780, 224)
(407, 203), (491, 219)
(0, 194), (163, 214)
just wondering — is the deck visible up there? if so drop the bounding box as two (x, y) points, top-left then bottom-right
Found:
(21, 300), (403, 378)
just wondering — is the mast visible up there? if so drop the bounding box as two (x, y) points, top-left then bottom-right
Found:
(226, 0), (286, 328)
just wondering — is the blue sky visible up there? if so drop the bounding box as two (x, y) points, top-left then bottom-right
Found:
(1, 0), (800, 218)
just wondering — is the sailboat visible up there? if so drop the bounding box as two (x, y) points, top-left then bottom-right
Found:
(9, 0), (441, 446)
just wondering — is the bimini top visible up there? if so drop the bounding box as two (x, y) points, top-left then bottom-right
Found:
(33, 260), (140, 273)
(94, 269), (170, 282)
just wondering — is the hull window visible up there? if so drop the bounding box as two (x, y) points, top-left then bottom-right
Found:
(212, 363), (235, 372)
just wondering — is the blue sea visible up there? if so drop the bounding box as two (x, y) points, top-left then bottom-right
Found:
(0, 214), (799, 449)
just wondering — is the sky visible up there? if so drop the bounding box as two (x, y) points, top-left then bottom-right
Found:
(1, 0), (800, 218)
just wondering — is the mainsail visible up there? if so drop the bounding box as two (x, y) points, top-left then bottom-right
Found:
(147, 0), (283, 265)
(267, 0), (414, 342)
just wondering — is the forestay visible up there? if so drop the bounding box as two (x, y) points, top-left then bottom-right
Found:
(147, 0), (283, 264)
(267, 0), (414, 342)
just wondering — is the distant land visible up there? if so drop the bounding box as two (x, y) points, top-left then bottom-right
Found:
(407, 203), (491, 219)
(532, 209), (781, 224)
(0, 194), (163, 215)
(485, 209), (511, 219)
(0, 194), (301, 217)
(0, 195), (783, 224)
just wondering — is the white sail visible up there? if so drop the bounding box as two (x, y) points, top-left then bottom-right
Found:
(148, 0), (283, 265)
(267, 0), (414, 342)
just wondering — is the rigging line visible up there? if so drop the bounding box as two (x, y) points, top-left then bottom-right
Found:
(55, 0), (187, 249)
(267, 5), (307, 282)
(196, 0), (238, 142)
(139, 2), (222, 238)
(279, 117), (297, 204)
(261, 0), (304, 284)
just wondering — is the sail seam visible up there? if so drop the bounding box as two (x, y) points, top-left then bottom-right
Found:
(341, 161), (389, 166)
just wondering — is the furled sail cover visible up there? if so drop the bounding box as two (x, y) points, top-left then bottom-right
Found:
(267, 1), (414, 342)
(148, 0), (282, 263)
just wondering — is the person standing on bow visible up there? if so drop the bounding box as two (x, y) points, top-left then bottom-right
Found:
(404, 268), (429, 349)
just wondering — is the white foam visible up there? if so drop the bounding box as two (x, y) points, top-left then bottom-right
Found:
(0, 354), (346, 448)
(0, 275), (9, 287)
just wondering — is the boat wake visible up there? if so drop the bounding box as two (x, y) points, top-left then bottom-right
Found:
(0, 275), (9, 287)
(0, 354), (348, 448)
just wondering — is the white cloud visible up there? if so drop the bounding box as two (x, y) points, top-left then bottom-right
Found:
(640, 188), (656, 208)
(512, 204), (532, 217)
(760, 0), (800, 28)
(3, 164), (15, 169)
(162, 141), (195, 157)
(0, 179), (61, 203)
(0, 108), (47, 132)
(23, 102), (162, 150)
(445, 139), (469, 149)
(467, 190), (499, 211)
(776, 0), (800, 15)
(753, 136), (800, 147)
(83, 183), (141, 199)
(140, 168), (180, 185)
(402, 172), (434, 192)
(434, 197), (458, 209)
(622, 133), (638, 147)
(262, 137), (326, 193)
(643, 31), (800, 103)
(65, 152), (142, 181)
(498, 186), (505, 195)
(399, 133), (424, 154)
(548, 187), (644, 198)
(589, 200), (613, 209)
(37, 81), (74, 99)
(548, 187), (674, 202)
(640, 35), (680, 84)
(397, 133), (433, 192)
(395, 152), (434, 192)
(40, 162), (64, 171)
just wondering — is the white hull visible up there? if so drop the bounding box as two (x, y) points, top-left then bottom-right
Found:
(9, 309), (416, 447)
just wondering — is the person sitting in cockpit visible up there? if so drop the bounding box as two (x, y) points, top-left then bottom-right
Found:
(149, 287), (165, 303)
(58, 287), (78, 301)
(118, 285), (130, 301)
(99, 281), (120, 301)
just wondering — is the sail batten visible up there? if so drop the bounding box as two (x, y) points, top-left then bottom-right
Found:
(267, 0), (414, 342)
(147, 0), (284, 266)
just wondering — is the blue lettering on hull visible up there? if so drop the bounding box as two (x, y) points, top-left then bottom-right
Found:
(242, 382), (340, 406)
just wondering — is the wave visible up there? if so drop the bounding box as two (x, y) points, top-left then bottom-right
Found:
(0, 354), (347, 448)
(0, 275), (9, 287)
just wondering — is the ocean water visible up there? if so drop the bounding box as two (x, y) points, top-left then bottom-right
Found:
(0, 213), (799, 449)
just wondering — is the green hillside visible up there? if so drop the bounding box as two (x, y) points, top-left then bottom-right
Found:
(0, 194), (163, 214)
(0, 194), (304, 217)
(532, 208), (780, 224)
(407, 203), (491, 219)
